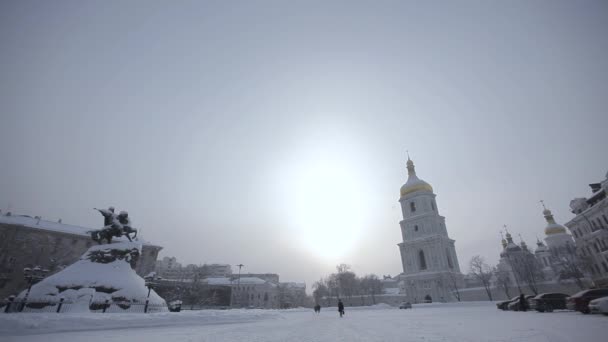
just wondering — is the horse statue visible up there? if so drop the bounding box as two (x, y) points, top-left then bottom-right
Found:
(89, 207), (138, 244)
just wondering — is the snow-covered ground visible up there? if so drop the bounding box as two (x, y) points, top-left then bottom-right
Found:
(1, 302), (606, 342)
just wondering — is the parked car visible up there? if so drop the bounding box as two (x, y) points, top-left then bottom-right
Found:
(168, 300), (182, 312)
(497, 296), (520, 311)
(588, 296), (608, 315)
(399, 302), (412, 309)
(566, 288), (608, 314)
(529, 293), (569, 312)
(508, 295), (534, 311)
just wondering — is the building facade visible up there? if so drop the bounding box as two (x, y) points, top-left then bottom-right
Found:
(396, 157), (463, 302)
(493, 204), (588, 296)
(0, 214), (162, 299)
(155, 257), (232, 281)
(565, 171), (608, 287)
(206, 276), (279, 309)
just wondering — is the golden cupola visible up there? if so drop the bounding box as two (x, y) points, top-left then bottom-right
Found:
(542, 206), (567, 235)
(400, 157), (433, 198)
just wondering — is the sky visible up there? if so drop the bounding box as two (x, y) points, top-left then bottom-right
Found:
(1, 0), (607, 290)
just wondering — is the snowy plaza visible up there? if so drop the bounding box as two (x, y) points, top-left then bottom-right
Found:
(1, 302), (607, 342)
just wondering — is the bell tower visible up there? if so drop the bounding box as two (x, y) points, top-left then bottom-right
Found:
(396, 156), (463, 302)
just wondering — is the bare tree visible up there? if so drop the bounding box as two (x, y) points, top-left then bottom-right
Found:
(326, 274), (340, 306)
(336, 264), (357, 305)
(439, 272), (461, 302)
(550, 243), (589, 290)
(312, 279), (329, 305)
(360, 274), (383, 304)
(510, 251), (544, 295)
(469, 255), (494, 301)
(494, 267), (511, 299)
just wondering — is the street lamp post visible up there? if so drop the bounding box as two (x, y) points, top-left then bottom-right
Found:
(20, 266), (48, 312)
(234, 264), (244, 308)
(144, 273), (161, 313)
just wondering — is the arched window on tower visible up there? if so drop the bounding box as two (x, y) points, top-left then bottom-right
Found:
(410, 201), (416, 213)
(414, 225), (419, 232)
(446, 249), (453, 269)
(431, 201), (435, 211)
(418, 250), (427, 270)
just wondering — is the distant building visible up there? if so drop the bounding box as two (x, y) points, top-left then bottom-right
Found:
(240, 273), (279, 284)
(205, 264), (232, 277)
(278, 282), (308, 308)
(565, 170), (608, 287)
(153, 259), (305, 309)
(155, 257), (232, 280)
(205, 276), (279, 308)
(0, 214), (162, 299)
(155, 256), (183, 279)
(489, 206), (588, 298)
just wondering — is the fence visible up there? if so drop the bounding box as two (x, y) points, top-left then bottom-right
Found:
(1, 297), (168, 314)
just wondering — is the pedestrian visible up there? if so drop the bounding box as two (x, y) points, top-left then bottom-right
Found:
(519, 293), (527, 312)
(338, 299), (345, 318)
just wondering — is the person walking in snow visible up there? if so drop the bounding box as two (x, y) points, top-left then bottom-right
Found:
(338, 299), (345, 317)
(518, 293), (528, 312)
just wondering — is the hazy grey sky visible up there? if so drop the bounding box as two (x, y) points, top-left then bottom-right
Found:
(1, 0), (607, 289)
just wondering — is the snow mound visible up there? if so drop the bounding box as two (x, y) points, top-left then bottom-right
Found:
(17, 242), (166, 312)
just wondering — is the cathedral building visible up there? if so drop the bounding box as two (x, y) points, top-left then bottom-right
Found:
(396, 157), (463, 302)
(564, 171), (608, 287)
(495, 204), (585, 295)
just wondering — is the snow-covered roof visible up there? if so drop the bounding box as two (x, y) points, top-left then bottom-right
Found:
(0, 214), (160, 247)
(282, 282), (306, 289)
(383, 287), (400, 295)
(204, 277), (268, 286)
(0, 215), (94, 237)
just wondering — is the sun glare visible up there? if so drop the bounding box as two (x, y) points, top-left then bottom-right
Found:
(280, 157), (369, 260)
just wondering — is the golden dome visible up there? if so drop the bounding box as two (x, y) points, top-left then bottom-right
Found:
(545, 224), (567, 235)
(542, 207), (568, 235)
(400, 182), (433, 198)
(399, 157), (433, 198)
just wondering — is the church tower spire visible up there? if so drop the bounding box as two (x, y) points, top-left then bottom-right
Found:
(400, 154), (433, 199)
(538, 200), (574, 249)
(396, 155), (463, 303)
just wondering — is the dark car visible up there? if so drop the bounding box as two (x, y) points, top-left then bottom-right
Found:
(530, 293), (569, 312)
(508, 295), (534, 311)
(497, 296), (520, 311)
(399, 302), (412, 309)
(566, 288), (608, 314)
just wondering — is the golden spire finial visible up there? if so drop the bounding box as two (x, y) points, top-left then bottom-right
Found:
(539, 200), (547, 210)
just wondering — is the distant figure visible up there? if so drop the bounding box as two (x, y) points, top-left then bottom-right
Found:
(338, 299), (345, 317)
(314, 304), (321, 313)
(519, 294), (527, 312)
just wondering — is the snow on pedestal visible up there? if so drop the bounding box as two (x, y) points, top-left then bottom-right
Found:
(16, 242), (166, 312)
